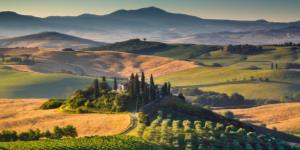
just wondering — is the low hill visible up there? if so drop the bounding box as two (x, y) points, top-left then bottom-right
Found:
(0, 67), (93, 98)
(86, 39), (221, 59)
(0, 32), (105, 49)
(0, 99), (131, 137)
(168, 26), (300, 45)
(1, 48), (197, 78)
(215, 102), (300, 134)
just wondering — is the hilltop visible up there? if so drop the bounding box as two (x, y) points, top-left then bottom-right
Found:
(0, 32), (105, 49)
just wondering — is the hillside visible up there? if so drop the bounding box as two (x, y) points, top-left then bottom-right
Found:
(88, 39), (221, 59)
(0, 7), (300, 43)
(0, 32), (105, 49)
(0, 99), (131, 137)
(0, 48), (197, 78)
(157, 45), (300, 100)
(169, 26), (300, 45)
(0, 67), (92, 98)
(215, 102), (300, 134)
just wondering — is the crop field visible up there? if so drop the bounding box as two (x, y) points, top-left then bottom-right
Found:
(0, 136), (155, 150)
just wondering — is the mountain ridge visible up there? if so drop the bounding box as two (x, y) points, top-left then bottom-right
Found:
(0, 7), (300, 43)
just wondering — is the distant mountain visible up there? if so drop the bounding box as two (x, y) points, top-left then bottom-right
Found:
(168, 26), (300, 45)
(0, 32), (106, 49)
(0, 7), (299, 43)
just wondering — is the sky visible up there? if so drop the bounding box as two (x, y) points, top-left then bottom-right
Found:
(0, 0), (299, 22)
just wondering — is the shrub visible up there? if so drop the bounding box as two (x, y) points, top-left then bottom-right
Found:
(40, 99), (65, 110)
(223, 111), (235, 119)
(0, 130), (18, 142)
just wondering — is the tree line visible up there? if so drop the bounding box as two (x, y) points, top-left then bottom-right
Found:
(0, 125), (77, 142)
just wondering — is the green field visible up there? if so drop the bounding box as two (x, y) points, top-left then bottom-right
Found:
(156, 46), (300, 100)
(0, 68), (93, 98)
(0, 136), (155, 150)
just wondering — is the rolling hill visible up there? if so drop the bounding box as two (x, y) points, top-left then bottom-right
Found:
(88, 38), (221, 59)
(0, 67), (93, 98)
(215, 102), (300, 134)
(168, 26), (300, 45)
(0, 7), (300, 43)
(0, 32), (105, 49)
(156, 45), (300, 100)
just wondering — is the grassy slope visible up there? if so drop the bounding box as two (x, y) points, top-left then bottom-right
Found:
(0, 68), (93, 98)
(215, 102), (300, 133)
(157, 46), (300, 100)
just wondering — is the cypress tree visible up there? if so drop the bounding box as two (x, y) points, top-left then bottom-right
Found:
(128, 73), (135, 101)
(113, 77), (118, 91)
(93, 79), (99, 99)
(141, 72), (146, 106)
(167, 82), (171, 95)
(134, 74), (140, 111)
(149, 74), (155, 101)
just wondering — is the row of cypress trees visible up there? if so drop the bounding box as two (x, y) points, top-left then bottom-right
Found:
(128, 72), (171, 111)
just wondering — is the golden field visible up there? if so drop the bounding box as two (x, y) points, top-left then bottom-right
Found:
(0, 99), (131, 137)
(215, 102), (300, 133)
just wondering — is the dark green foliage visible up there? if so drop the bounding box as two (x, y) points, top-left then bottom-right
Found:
(40, 99), (65, 110)
(0, 130), (17, 142)
(0, 126), (77, 142)
(0, 135), (155, 150)
(89, 39), (168, 53)
(93, 79), (100, 99)
(178, 93), (185, 100)
(223, 45), (266, 55)
(19, 129), (41, 141)
(182, 88), (258, 107)
(223, 111), (235, 119)
(149, 74), (156, 101)
(113, 77), (118, 91)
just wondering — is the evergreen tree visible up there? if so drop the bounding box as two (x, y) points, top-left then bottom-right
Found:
(167, 82), (171, 95)
(93, 79), (99, 99)
(134, 74), (140, 111)
(113, 77), (118, 91)
(128, 73), (135, 101)
(149, 74), (155, 101)
(141, 72), (146, 106)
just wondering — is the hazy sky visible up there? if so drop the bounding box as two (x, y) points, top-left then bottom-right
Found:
(0, 0), (299, 22)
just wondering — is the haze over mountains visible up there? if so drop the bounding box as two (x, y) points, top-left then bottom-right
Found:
(0, 32), (105, 49)
(0, 7), (300, 45)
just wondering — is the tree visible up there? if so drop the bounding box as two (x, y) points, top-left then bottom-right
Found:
(178, 93), (185, 100)
(149, 74), (155, 101)
(93, 79), (99, 99)
(141, 72), (146, 105)
(134, 74), (140, 111)
(128, 73), (135, 101)
(113, 77), (118, 91)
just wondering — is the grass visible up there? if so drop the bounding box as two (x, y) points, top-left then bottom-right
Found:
(0, 135), (155, 150)
(0, 67), (93, 98)
(156, 46), (300, 100)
